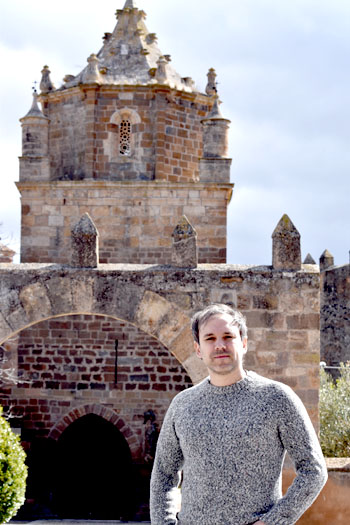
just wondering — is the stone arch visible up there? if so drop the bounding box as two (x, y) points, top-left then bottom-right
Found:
(106, 107), (142, 161)
(0, 273), (207, 384)
(48, 403), (139, 455)
(110, 107), (141, 126)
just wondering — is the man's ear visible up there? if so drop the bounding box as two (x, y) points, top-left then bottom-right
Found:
(194, 341), (202, 359)
(242, 337), (248, 354)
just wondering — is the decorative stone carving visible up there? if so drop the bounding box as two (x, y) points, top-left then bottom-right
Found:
(200, 92), (231, 182)
(272, 214), (301, 270)
(206, 67), (217, 96)
(71, 213), (99, 268)
(155, 56), (168, 83)
(19, 91), (50, 181)
(172, 216), (198, 269)
(40, 65), (55, 93)
(82, 54), (102, 84)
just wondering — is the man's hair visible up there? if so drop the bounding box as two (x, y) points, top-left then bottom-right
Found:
(191, 304), (248, 344)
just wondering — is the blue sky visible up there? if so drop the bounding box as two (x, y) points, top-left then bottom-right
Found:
(1, 0), (350, 265)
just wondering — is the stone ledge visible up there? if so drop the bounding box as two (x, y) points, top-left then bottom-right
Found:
(16, 180), (234, 191)
(326, 457), (350, 472)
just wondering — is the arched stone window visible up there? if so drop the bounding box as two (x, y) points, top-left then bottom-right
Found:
(119, 119), (131, 156)
(105, 108), (141, 162)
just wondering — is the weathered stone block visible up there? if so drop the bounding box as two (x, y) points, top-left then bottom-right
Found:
(272, 214), (301, 270)
(171, 215), (198, 268)
(71, 213), (99, 268)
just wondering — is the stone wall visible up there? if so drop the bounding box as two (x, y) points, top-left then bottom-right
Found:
(0, 262), (321, 427)
(17, 180), (231, 264)
(320, 263), (350, 369)
(39, 85), (209, 183)
(2, 315), (191, 451)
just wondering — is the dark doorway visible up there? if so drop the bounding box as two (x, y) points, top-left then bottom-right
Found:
(54, 414), (133, 519)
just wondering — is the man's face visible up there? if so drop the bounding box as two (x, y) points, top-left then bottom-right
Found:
(194, 313), (247, 386)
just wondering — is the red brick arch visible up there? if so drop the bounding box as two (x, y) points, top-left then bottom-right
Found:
(48, 403), (139, 455)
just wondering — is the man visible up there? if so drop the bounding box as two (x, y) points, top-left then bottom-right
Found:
(150, 304), (327, 524)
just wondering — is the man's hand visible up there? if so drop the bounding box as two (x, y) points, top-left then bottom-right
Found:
(254, 521), (266, 525)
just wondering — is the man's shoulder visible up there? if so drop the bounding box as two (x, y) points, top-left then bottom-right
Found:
(169, 377), (209, 407)
(247, 371), (300, 403)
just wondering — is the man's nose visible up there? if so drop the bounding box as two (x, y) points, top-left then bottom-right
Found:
(215, 339), (226, 349)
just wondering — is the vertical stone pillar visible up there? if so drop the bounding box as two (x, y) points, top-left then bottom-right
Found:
(199, 93), (232, 183)
(19, 91), (50, 181)
(71, 213), (99, 268)
(171, 216), (198, 268)
(272, 214), (301, 270)
(319, 249), (334, 271)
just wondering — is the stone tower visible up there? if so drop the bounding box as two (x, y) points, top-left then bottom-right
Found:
(17, 0), (233, 264)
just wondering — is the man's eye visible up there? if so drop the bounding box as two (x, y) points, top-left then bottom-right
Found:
(205, 337), (215, 341)
(224, 335), (233, 339)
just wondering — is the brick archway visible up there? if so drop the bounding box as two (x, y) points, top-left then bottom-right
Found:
(0, 272), (207, 384)
(48, 403), (139, 455)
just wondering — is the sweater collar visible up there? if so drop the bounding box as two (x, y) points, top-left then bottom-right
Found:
(203, 370), (255, 394)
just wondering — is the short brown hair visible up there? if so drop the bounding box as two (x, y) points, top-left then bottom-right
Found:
(191, 304), (248, 344)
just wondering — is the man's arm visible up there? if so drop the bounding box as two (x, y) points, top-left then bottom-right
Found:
(259, 387), (328, 525)
(150, 402), (184, 525)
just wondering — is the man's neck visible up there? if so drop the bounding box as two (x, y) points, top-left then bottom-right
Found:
(209, 368), (247, 387)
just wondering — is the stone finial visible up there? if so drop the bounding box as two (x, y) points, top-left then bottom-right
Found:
(71, 213), (99, 268)
(19, 90), (50, 181)
(171, 216), (198, 269)
(207, 94), (222, 119)
(82, 54), (102, 84)
(272, 214), (301, 270)
(40, 65), (55, 93)
(63, 74), (75, 84)
(146, 33), (157, 44)
(103, 32), (112, 43)
(123, 0), (136, 8)
(303, 253), (316, 264)
(21, 90), (47, 119)
(206, 68), (217, 96)
(319, 249), (334, 271)
(155, 56), (168, 83)
(200, 93), (231, 182)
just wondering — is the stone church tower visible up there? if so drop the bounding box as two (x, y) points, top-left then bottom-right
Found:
(18, 0), (233, 265)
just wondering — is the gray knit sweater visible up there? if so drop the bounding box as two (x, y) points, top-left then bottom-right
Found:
(150, 372), (327, 525)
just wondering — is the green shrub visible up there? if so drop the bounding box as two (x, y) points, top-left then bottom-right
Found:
(0, 407), (27, 523)
(320, 362), (350, 457)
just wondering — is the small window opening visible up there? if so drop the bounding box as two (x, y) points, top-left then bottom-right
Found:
(119, 119), (131, 156)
